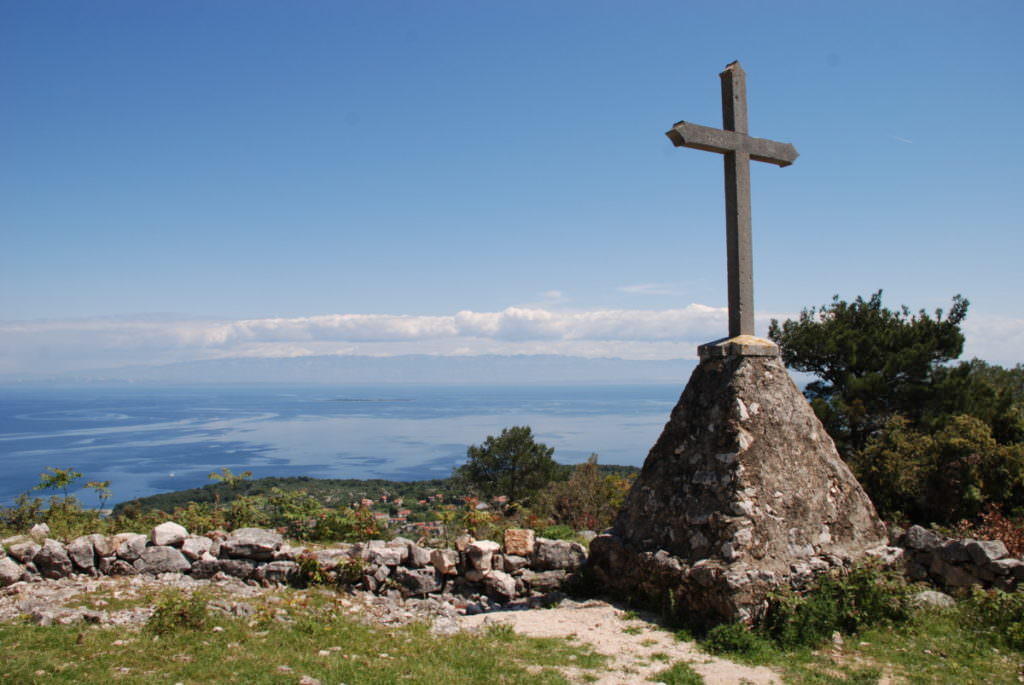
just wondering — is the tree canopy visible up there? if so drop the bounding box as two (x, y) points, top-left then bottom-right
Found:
(770, 291), (1024, 524)
(453, 426), (558, 505)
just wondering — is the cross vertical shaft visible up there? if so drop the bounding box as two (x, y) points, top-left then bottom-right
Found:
(665, 61), (798, 348)
(721, 63), (754, 338)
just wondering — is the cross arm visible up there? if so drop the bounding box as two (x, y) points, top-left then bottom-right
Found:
(665, 121), (799, 167)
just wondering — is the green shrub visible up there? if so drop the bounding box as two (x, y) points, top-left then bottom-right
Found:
(759, 564), (910, 649)
(145, 590), (210, 634)
(538, 524), (575, 540)
(962, 588), (1024, 650)
(703, 622), (774, 661)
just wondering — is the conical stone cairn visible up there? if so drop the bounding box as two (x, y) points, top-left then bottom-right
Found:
(587, 348), (888, 625)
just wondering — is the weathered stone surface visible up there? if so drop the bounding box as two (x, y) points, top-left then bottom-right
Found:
(386, 537), (413, 565)
(256, 561), (300, 585)
(431, 549), (459, 576)
(367, 547), (404, 568)
(394, 567), (442, 597)
(521, 569), (568, 592)
(67, 536), (96, 573)
(29, 523), (50, 541)
(903, 525), (943, 551)
(466, 540), (501, 572)
(966, 539), (1008, 565)
(0, 556), (24, 586)
(34, 540), (73, 579)
(939, 540), (972, 563)
(7, 540), (40, 564)
(181, 535), (214, 561)
(190, 558), (257, 580)
(89, 533), (117, 558)
(98, 557), (138, 575)
(135, 546), (191, 574)
(482, 570), (517, 602)
(220, 528), (282, 560)
(533, 539), (586, 571)
(504, 529), (536, 557)
(929, 557), (980, 588)
(911, 590), (955, 609)
(407, 543), (432, 569)
(114, 533), (148, 561)
(151, 522), (189, 547)
(501, 554), (530, 573)
(587, 354), (887, 624)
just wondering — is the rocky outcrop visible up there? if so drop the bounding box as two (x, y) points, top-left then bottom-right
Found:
(587, 352), (888, 626)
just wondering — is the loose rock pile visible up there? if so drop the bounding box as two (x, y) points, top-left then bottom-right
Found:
(896, 524), (1024, 592)
(0, 522), (585, 611)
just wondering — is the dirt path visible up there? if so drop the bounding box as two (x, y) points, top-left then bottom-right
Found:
(459, 599), (781, 684)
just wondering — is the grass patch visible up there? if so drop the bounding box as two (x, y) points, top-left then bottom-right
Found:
(0, 588), (605, 684)
(649, 660), (704, 684)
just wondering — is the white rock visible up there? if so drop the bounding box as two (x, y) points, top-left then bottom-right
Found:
(151, 522), (189, 547)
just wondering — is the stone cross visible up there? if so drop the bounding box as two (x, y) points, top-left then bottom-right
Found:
(666, 61), (798, 339)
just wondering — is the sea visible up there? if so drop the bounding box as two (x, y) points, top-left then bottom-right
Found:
(0, 383), (683, 507)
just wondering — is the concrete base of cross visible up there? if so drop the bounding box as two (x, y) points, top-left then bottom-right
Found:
(698, 335), (779, 361)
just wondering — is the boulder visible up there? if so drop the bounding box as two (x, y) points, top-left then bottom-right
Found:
(367, 547), (404, 568)
(220, 528), (283, 560)
(431, 549), (459, 576)
(407, 543), (433, 569)
(482, 570), (517, 603)
(466, 540), (501, 572)
(7, 540), (40, 564)
(98, 557), (138, 576)
(88, 533), (117, 558)
(29, 523), (50, 541)
(966, 539), (1008, 565)
(114, 533), (148, 561)
(256, 561), (300, 585)
(902, 525), (943, 551)
(191, 558), (257, 580)
(503, 529), (536, 557)
(135, 546), (191, 574)
(910, 590), (956, 609)
(33, 540), (73, 579)
(66, 536), (96, 573)
(0, 556), (24, 586)
(501, 554), (530, 573)
(181, 535), (214, 561)
(394, 567), (442, 597)
(533, 539), (586, 571)
(521, 569), (568, 593)
(938, 540), (972, 563)
(151, 522), (189, 547)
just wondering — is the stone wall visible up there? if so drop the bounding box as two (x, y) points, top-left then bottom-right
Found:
(896, 525), (1024, 592)
(0, 523), (584, 609)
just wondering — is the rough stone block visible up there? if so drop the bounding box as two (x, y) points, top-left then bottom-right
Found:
(394, 567), (442, 597)
(220, 528), (283, 560)
(533, 539), (586, 571)
(966, 539), (1008, 565)
(902, 525), (943, 551)
(504, 529), (536, 557)
(150, 521), (189, 547)
(482, 570), (517, 602)
(67, 536), (96, 573)
(135, 546), (191, 574)
(430, 549), (458, 576)
(0, 557), (24, 586)
(33, 540), (72, 579)
(466, 540), (501, 572)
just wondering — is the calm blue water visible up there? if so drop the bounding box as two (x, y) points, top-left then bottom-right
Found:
(0, 384), (681, 506)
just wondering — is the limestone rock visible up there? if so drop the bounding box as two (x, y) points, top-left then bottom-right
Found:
(966, 539), (1008, 565)
(407, 543), (433, 569)
(151, 522), (189, 547)
(135, 546), (191, 574)
(431, 549), (459, 576)
(114, 533), (148, 561)
(67, 536), (97, 573)
(533, 539), (586, 571)
(181, 535), (214, 561)
(0, 556), (24, 586)
(7, 539), (40, 564)
(521, 569), (567, 592)
(256, 561), (300, 585)
(33, 540), (73, 579)
(29, 523), (50, 541)
(220, 528), (282, 560)
(504, 529), (536, 557)
(902, 525), (943, 551)
(466, 540), (501, 572)
(910, 590), (955, 609)
(588, 353), (887, 625)
(482, 570), (517, 602)
(191, 558), (257, 580)
(89, 533), (117, 558)
(394, 567), (442, 597)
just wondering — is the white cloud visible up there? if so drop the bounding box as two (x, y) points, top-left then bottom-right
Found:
(3, 306), (1022, 376)
(619, 283), (683, 296)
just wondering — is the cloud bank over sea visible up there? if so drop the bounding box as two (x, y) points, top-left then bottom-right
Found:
(2, 305), (1021, 376)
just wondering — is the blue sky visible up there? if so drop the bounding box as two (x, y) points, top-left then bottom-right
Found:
(2, 1), (1022, 374)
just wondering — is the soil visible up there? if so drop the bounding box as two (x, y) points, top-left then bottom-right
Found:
(460, 599), (781, 684)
